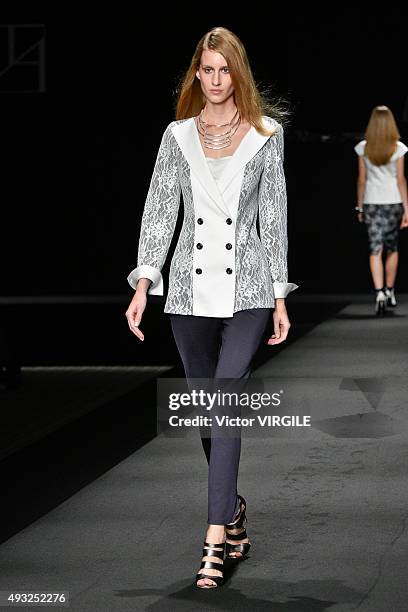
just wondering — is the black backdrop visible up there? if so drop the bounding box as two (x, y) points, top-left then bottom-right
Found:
(1, 6), (407, 296)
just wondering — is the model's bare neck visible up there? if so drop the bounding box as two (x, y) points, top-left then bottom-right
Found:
(202, 100), (238, 124)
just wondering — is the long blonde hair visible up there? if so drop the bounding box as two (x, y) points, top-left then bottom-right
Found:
(365, 106), (400, 165)
(175, 27), (289, 137)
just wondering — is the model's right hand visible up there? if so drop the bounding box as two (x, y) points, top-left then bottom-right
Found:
(125, 289), (147, 342)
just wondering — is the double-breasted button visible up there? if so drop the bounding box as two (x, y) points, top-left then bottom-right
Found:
(226, 268), (233, 274)
(226, 218), (232, 225)
(225, 243), (232, 250)
(196, 243), (203, 249)
(197, 218), (203, 225)
(195, 268), (202, 274)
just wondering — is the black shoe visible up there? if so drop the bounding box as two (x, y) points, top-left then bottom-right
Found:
(225, 494), (251, 559)
(375, 290), (386, 316)
(195, 540), (226, 588)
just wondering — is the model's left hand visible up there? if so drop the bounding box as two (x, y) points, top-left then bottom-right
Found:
(267, 301), (291, 345)
(400, 212), (408, 229)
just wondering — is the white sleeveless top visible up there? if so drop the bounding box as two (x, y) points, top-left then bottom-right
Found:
(206, 156), (232, 183)
(354, 140), (407, 204)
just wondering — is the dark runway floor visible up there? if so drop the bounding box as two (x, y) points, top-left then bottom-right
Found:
(0, 294), (407, 611)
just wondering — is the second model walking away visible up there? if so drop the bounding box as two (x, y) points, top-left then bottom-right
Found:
(354, 105), (408, 315)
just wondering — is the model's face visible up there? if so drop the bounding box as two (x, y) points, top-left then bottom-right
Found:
(196, 49), (234, 104)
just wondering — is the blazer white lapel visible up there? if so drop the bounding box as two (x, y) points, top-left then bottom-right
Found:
(170, 118), (230, 217)
(217, 125), (272, 195)
(170, 116), (276, 218)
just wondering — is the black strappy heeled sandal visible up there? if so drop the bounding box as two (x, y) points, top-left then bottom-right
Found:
(195, 540), (226, 588)
(225, 494), (251, 559)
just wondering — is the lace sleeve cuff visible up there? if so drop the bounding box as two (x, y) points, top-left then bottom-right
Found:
(273, 282), (299, 298)
(127, 264), (164, 295)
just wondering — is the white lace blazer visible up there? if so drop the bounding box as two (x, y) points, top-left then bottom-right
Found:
(127, 115), (298, 317)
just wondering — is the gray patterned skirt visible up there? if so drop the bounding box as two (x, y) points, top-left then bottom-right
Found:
(363, 203), (404, 254)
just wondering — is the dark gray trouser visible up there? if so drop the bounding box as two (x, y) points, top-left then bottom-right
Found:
(169, 308), (272, 525)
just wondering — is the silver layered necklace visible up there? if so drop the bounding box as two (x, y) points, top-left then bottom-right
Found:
(197, 108), (241, 150)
